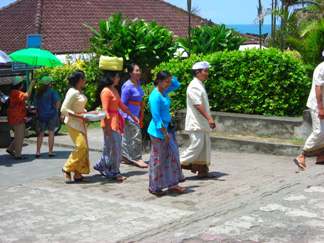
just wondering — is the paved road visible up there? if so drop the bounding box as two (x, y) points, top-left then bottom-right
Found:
(1, 142), (324, 242)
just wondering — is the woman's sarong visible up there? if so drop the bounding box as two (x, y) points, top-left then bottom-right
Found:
(63, 126), (90, 174)
(122, 119), (142, 162)
(149, 133), (185, 193)
(94, 131), (122, 178)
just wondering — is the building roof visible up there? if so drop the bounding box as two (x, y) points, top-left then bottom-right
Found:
(0, 0), (209, 54)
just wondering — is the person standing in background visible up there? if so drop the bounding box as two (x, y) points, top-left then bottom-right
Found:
(7, 76), (35, 160)
(180, 61), (216, 178)
(35, 76), (60, 158)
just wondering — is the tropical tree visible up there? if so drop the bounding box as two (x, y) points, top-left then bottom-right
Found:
(270, 0), (323, 66)
(86, 13), (177, 81)
(177, 24), (244, 55)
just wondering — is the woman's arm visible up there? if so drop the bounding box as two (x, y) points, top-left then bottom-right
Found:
(164, 76), (180, 95)
(119, 101), (139, 124)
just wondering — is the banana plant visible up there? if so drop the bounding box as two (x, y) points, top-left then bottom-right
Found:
(86, 14), (178, 82)
(177, 24), (244, 55)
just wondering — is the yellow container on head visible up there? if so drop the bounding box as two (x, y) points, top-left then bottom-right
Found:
(99, 56), (123, 71)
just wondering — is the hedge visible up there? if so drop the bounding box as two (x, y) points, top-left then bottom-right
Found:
(153, 48), (311, 116)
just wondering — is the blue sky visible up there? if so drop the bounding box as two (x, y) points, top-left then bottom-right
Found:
(1, 0), (272, 24)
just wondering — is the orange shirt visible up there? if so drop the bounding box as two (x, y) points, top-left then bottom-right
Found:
(7, 89), (28, 126)
(100, 87), (128, 133)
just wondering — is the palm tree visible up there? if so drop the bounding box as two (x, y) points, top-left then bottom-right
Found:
(258, 0), (264, 48)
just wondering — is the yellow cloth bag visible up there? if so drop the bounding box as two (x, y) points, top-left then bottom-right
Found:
(99, 56), (123, 71)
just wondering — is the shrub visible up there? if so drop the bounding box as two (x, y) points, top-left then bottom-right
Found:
(153, 48), (311, 116)
(87, 13), (177, 81)
(178, 24), (245, 55)
(35, 58), (101, 110)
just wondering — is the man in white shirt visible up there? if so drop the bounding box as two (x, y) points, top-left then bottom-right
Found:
(180, 61), (216, 178)
(294, 52), (324, 170)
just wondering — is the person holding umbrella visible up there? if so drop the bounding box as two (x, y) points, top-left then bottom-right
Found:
(6, 76), (36, 160)
(35, 76), (60, 158)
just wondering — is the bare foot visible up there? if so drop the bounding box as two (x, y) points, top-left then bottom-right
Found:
(116, 175), (127, 183)
(168, 185), (186, 194)
(133, 160), (148, 168)
(294, 155), (306, 170)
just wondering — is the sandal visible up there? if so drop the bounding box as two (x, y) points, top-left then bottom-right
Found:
(73, 175), (84, 183)
(62, 169), (72, 184)
(293, 158), (306, 170)
(6, 149), (15, 157)
(115, 175), (127, 182)
(35, 154), (41, 159)
(181, 164), (192, 171)
(168, 185), (186, 194)
(149, 189), (165, 196)
(48, 153), (56, 157)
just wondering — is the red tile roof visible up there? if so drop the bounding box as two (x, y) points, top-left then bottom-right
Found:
(0, 0), (209, 54)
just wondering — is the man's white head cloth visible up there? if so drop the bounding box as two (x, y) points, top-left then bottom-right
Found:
(192, 61), (210, 70)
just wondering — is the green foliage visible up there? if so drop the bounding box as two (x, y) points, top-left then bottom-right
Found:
(178, 24), (244, 55)
(87, 13), (177, 81)
(35, 59), (101, 110)
(153, 48), (311, 116)
(271, 0), (324, 66)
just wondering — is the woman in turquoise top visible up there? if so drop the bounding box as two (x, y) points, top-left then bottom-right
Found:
(147, 71), (185, 195)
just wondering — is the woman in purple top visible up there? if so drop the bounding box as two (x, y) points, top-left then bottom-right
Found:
(121, 64), (148, 168)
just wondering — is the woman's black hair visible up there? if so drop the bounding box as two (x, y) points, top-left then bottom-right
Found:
(122, 63), (140, 83)
(154, 71), (171, 86)
(94, 71), (120, 108)
(68, 70), (85, 88)
(126, 63), (140, 74)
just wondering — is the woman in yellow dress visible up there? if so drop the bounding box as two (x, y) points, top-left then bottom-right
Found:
(60, 71), (90, 183)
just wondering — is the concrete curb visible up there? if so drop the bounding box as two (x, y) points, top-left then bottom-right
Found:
(176, 132), (301, 156)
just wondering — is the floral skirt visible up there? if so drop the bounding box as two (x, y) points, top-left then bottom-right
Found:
(94, 130), (122, 178)
(149, 133), (185, 193)
(122, 119), (142, 161)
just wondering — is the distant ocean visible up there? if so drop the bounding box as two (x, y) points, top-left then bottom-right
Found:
(227, 24), (272, 35)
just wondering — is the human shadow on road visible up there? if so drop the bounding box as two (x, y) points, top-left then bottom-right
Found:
(79, 170), (147, 185)
(185, 171), (229, 181)
(0, 150), (70, 167)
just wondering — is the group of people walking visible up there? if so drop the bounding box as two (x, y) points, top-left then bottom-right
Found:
(7, 51), (323, 195)
(58, 60), (215, 195)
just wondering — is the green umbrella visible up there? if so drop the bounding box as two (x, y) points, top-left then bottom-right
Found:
(9, 48), (63, 67)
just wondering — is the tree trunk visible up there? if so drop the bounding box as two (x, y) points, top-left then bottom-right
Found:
(187, 0), (192, 56)
(258, 0), (263, 48)
(271, 0), (275, 40)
